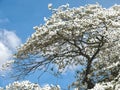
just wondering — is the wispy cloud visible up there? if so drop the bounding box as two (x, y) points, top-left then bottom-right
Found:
(0, 29), (21, 69)
(0, 18), (9, 24)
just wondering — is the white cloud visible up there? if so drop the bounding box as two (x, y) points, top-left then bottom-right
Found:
(0, 29), (21, 68)
(0, 30), (21, 50)
(0, 42), (11, 67)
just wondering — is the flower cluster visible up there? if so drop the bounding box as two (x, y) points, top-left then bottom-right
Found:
(0, 60), (14, 70)
(90, 73), (120, 90)
(0, 81), (60, 90)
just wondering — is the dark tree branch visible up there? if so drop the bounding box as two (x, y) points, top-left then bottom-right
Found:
(57, 31), (90, 60)
(83, 36), (105, 89)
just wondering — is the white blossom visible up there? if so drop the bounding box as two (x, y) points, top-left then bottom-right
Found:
(48, 3), (52, 10)
(1, 60), (14, 70)
(0, 81), (60, 90)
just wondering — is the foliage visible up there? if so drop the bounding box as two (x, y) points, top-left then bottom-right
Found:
(13, 3), (120, 89)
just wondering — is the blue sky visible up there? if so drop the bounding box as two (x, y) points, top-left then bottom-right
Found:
(0, 0), (120, 89)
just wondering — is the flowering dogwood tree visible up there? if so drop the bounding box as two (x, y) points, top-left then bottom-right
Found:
(13, 3), (120, 89)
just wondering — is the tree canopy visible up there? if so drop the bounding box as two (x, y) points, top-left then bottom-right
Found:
(14, 3), (120, 89)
